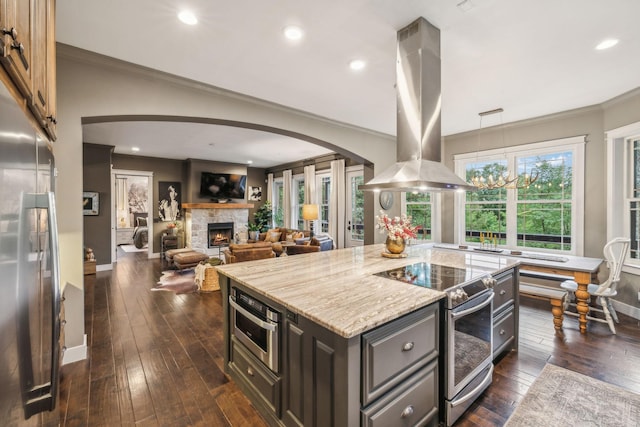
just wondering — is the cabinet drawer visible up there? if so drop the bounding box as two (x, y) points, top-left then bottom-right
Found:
(493, 272), (514, 314)
(230, 338), (281, 415)
(362, 304), (439, 405)
(361, 360), (439, 427)
(493, 306), (515, 356)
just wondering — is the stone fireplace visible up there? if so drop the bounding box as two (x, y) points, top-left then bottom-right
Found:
(183, 203), (253, 254)
(208, 222), (234, 247)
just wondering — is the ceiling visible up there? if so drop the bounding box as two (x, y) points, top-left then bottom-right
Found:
(57, 0), (640, 168)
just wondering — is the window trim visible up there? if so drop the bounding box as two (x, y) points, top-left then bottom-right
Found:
(607, 121), (640, 274)
(454, 136), (586, 255)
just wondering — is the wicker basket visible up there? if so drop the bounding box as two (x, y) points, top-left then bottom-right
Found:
(200, 266), (220, 292)
(194, 260), (222, 292)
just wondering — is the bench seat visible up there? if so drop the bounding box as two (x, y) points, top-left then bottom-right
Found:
(171, 250), (210, 269)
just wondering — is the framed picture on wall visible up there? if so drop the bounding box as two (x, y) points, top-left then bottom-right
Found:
(158, 181), (181, 221)
(83, 192), (99, 215)
(248, 186), (262, 201)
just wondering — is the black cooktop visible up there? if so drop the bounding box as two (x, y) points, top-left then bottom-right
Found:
(375, 262), (495, 308)
(374, 262), (472, 291)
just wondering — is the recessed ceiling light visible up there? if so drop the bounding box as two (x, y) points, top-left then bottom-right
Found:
(283, 25), (304, 41)
(247, 160), (253, 165)
(131, 147), (140, 152)
(349, 59), (366, 71)
(178, 10), (198, 25)
(595, 38), (618, 50)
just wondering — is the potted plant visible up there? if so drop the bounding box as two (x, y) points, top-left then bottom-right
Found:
(253, 201), (273, 232)
(247, 222), (261, 241)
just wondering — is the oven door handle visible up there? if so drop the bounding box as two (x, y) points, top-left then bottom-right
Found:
(229, 296), (277, 332)
(450, 364), (494, 408)
(451, 292), (494, 319)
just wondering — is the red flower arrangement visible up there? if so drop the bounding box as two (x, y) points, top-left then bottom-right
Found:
(375, 210), (421, 240)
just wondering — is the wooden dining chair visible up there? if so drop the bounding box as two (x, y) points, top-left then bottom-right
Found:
(560, 237), (630, 334)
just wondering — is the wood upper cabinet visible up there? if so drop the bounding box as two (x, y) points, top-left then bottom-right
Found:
(0, 0), (57, 140)
(31, 0), (56, 139)
(0, 0), (34, 100)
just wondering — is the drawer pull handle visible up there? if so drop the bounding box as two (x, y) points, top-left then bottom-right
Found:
(500, 329), (506, 335)
(401, 405), (414, 418)
(402, 342), (414, 351)
(247, 367), (254, 376)
(500, 289), (506, 295)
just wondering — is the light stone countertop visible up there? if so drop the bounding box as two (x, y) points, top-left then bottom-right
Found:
(216, 243), (519, 338)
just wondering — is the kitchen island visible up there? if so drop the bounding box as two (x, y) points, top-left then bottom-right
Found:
(216, 244), (519, 427)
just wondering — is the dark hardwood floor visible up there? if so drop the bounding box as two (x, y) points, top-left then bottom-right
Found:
(59, 250), (640, 426)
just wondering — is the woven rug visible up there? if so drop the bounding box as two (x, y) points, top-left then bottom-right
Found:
(151, 269), (197, 294)
(505, 364), (640, 426)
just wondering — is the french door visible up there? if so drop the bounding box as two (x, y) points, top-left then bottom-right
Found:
(345, 167), (364, 247)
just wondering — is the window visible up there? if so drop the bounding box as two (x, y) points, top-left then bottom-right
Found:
(273, 178), (284, 227)
(293, 175), (305, 230)
(516, 151), (573, 251)
(454, 136), (585, 254)
(348, 174), (364, 242)
(607, 121), (640, 270)
(402, 192), (440, 242)
(629, 140), (640, 260)
(316, 173), (331, 233)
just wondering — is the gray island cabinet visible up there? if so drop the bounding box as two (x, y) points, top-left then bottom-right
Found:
(216, 244), (519, 427)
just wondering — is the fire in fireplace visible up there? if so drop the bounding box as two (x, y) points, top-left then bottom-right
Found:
(208, 222), (234, 248)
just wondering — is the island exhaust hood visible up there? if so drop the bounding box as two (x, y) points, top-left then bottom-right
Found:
(359, 17), (476, 192)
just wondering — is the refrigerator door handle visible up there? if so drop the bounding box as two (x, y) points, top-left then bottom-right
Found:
(19, 192), (62, 418)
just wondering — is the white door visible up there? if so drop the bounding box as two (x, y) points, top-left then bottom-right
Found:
(111, 169), (154, 263)
(345, 168), (364, 247)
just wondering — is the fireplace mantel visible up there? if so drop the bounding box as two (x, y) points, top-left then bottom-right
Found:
(183, 203), (254, 209)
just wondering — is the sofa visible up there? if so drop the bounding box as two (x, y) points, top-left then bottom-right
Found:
(238, 227), (334, 258)
(222, 242), (276, 264)
(286, 234), (334, 255)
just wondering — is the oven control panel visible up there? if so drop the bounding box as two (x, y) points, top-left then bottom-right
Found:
(232, 288), (280, 322)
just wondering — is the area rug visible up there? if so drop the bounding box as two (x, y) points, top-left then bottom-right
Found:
(505, 363), (640, 426)
(120, 244), (147, 253)
(151, 269), (197, 294)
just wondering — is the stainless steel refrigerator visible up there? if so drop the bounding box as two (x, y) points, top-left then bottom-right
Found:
(0, 80), (62, 426)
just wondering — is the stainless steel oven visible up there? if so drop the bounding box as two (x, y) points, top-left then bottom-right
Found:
(445, 286), (494, 426)
(229, 287), (280, 373)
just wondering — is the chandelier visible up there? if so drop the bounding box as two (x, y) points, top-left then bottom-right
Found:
(469, 108), (538, 190)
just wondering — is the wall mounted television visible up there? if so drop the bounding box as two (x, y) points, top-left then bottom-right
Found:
(199, 172), (247, 201)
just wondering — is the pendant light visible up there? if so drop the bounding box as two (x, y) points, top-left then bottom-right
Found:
(469, 108), (538, 190)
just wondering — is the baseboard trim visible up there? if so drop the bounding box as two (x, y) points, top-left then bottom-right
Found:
(62, 334), (88, 365)
(97, 263), (113, 272)
(612, 300), (640, 320)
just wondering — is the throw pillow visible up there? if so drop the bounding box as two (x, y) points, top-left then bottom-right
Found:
(286, 233), (294, 242)
(266, 231), (282, 243)
(293, 231), (304, 239)
(136, 217), (147, 227)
